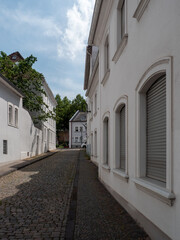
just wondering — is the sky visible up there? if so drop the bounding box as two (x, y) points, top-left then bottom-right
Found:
(0, 0), (95, 100)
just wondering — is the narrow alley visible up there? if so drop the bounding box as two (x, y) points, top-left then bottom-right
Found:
(0, 150), (149, 240)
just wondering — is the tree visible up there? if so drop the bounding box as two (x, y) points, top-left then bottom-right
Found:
(55, 94), (71, 130)
(0, 51), (54, 122)
(71, 94), (87, 115)
(55, 94), (87, 131)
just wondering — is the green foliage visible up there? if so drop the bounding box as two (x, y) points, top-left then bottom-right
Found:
(55, 93), (87, 130)
(0, 51), (54, 122)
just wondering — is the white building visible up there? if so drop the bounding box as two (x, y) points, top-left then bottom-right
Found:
(0, 74), (56, 164)
(69, 111), (87, 148)
(84, 1), (180, 239)
(42, 79), (57, 152)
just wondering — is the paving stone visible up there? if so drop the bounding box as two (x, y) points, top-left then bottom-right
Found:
(0, 150), (78, 239)
(73, 150), (149, 240)
(0, 149), (149, 239)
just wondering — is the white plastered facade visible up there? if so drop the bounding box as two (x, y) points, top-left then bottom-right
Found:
(84, 0), (180, 239)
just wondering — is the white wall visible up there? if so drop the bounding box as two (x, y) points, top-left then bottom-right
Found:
(86, 0), (180, 239)
(0, 79), (54, 164)
(71, 121), (86, 148)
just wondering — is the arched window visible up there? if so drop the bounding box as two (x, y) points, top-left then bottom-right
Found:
(113, 96), (128, 180)
(103, 116), (109, 165)
(146, 75), (166, 182)
(135, 57), (175, 205)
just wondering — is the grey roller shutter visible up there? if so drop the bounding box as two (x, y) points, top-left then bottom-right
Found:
(146, 75), (166, 182)
(120, 106), (125, 170)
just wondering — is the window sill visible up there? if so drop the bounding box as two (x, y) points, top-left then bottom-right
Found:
(133, 0), (150, 21)
(112, 34), (128, 64)
(112, 169), (129, 182)
(102, 164), (110, 171)
(101, 69), (110, 86)
(8, 123), (18, 128)
(133, 177), (175, 206)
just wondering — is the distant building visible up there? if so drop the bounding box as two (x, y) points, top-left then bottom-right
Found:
(8, 51), (57, 152)
(69, 111), (87, 148)
(8, 51), (24, 62)
(57, 130), (69, 145)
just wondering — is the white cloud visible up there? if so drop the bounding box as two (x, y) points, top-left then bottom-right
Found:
(58, 0), (95, 60)
(2, 8), (62, 39)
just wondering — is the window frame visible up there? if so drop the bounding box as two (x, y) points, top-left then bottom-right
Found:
(8, 103), (13, 126)
(112, 0), (128, 63)
(101, 33), (110, 86)
(94, 129), (97, 157)
(113, 95), (129, 181)
(14, 107), (18, 128)
(134, 57), (175, 205)
(102, 112), (110, 170)
(3, 140), (8, 154)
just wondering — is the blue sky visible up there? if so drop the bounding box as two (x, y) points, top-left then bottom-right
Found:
(0, 0), (95, 99)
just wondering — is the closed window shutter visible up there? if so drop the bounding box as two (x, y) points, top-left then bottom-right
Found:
(120, 106), (125, 170)
(146, 75), (166, 182)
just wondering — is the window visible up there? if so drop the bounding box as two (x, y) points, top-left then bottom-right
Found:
(15, 108), (18, 127)
(120, 0), (125, 40)
(119, 105), (126, 170)
(104, 35), (109, 73)
(135, 57), (175, 205)
(94, 130), (97, 157)
(94, 93), (97, 114)
(8, 104), (13, 125)
(112, 0), (128, 63)
(80, 127), (83, 132)
(103, 117), (109, 165)
(75, 137), (78, 143)
(91, 133), (93, 156)
(3, 140), (8, 154)
(117, 0), (126, 44)
(114, 96), (128, 179)
(75, 126), (78, 132)
(146, 76), (166, 182)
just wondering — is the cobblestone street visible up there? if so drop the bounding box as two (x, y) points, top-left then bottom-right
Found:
(0, 150), (149, 239)
(0, 150), (78, 239)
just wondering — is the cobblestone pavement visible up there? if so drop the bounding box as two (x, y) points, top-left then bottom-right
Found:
(0, 150), (79, 240)
(74, 151), (149, 240)
(0, 149), (149, 240)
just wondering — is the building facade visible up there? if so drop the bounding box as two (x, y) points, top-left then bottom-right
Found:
(0, 73), (43, 163)
(84, 1), (180, 239)
(69, 111), (87, 148)
(8, 51), (57, 153)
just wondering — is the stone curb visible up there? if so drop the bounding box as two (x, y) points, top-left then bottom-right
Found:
(0, 151), (58, 178)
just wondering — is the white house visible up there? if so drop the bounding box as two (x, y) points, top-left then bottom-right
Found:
(0, 72), (43, 162)
(42, 79), (57, 152)
(84, 1), (180, 239)
(8, 51), (57, 153)
(0, 69), (56, 163)
(69, 111), (87, 148)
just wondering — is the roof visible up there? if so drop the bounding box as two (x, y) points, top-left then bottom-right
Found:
(0, 72), (24, 97)
(69, 110), (87, 122)
(8, 51), (24, 62)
